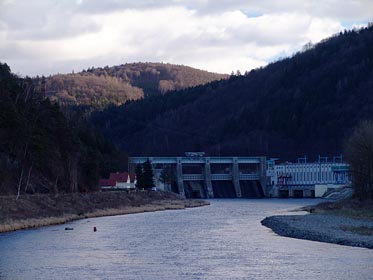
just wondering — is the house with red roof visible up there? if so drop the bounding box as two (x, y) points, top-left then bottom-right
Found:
(99, 172), (136, 190)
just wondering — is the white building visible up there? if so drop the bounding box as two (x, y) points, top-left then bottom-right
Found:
(99, 172), (136, 190)
(267, 158), (350, 197)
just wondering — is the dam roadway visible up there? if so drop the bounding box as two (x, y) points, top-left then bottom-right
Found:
(129, 156), (267, 198)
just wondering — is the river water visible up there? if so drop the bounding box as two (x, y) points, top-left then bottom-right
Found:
(0, 199), (372, 280)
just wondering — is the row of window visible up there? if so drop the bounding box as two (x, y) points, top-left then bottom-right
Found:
(276, 171), (349, 184)
(291, 170), (334, 183)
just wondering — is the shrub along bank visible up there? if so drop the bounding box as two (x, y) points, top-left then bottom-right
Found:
(0, 191), (209, 233)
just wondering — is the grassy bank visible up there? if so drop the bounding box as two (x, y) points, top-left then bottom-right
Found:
(0, 191), (209, 233)
(306, 198), (373, 220)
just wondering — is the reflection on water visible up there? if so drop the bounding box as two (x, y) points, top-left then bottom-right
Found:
(0, 199), (372, 280)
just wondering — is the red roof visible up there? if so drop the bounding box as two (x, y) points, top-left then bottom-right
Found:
(99, 178), (116, 187)
(109, 172), (128, 183)
(102, 172), (136, 184)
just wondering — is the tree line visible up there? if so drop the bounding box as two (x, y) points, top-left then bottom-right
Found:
(0, 63), (126, 196)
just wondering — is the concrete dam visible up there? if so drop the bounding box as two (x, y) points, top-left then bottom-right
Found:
(129, 156), (267, 198)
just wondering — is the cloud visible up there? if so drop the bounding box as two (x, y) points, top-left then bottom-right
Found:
(0, 0), (100, 40)
(71, 0), (373, 21)
(0, 0), (370, 76)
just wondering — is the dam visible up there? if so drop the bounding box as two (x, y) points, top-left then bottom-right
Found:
(129, 156), (267, 198)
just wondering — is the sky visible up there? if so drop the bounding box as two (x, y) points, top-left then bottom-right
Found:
(0, 0), (372, 76)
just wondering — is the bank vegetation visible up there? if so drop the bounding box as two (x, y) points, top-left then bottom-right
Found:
(0, 191), (209, 233)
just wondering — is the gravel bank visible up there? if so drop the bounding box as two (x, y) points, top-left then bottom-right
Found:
(261, 214), (373, 249)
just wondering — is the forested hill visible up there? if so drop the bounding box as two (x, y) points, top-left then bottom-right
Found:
(92, 26), (373, 160)
(0, 63), (125, 195)
(42, 63), (227, 108)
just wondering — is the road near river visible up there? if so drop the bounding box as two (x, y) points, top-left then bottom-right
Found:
(0, 199), (372, 280)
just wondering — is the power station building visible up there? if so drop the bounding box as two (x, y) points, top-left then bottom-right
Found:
(267, 156), (350, 198)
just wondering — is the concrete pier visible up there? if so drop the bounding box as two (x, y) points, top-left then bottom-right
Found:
(204, 158), (214, 198)
(232, 157), (242, 198)
(259, 157), (268, 196)
(176, 157), (185, 197)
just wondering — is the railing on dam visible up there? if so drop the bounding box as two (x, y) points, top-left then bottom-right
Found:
(180, 173), (259, 181)
(129, 156), (262, 165)
(182, 174), (234, 181)
(239, 174), (260, 180)
(211, 174), (233, 180)
(182, 174), (204, 181)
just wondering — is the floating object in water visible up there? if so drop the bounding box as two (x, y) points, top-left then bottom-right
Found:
(65, 227), (74, 231)
(93, 226), (97, 232)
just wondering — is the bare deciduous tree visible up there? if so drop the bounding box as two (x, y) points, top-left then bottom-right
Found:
(345, 120), (373, 200)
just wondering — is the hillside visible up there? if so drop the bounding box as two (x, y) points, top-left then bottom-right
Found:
(43, 63), (227, 108)
(44, 73), (143, 107)
(0, 63), (125, 195)
(92, 26), (373, 160)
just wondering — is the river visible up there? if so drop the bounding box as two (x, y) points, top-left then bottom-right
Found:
(0, 199), (372, 280)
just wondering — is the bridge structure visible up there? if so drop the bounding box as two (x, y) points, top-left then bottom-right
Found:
(129, 156), (267, 198)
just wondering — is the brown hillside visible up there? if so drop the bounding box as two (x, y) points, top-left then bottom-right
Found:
(43, 62), (228, 108)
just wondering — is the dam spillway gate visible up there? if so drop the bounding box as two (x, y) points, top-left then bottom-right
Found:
(129, 156), (267, 198)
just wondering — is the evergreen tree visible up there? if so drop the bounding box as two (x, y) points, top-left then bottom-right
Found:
(159, 165), (175, 191)
(142, 159), (155, 189)
(135, 164), (144, 189)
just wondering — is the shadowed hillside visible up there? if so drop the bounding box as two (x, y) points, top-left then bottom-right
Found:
(92, 26), (373, 160)
(0, 63), (126, 195)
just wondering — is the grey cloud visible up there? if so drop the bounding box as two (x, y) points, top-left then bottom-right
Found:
(0, 0), (100, 40)
(189, 0), (373, 21)
(1, 0), (371, 39)
(0, 0), (371, 77)
(50, 0), (373, 22)
(75, 0), (177, 14)
(8, 17), (100, 41)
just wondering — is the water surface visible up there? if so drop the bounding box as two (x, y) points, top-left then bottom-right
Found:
(0, 199), (372, 279)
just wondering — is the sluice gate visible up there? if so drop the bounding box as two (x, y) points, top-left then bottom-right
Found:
(129, 156), (267, 198)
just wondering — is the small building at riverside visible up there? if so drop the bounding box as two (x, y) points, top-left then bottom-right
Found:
(99, 172), (136, 190)
(267, 156), (350, 198)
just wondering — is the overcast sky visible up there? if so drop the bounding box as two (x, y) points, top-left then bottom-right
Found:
(0, 0), (372, 76)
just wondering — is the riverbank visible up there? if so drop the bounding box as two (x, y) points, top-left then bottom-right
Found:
(261, 199), (373, 249)
(0, 191), (209, 233)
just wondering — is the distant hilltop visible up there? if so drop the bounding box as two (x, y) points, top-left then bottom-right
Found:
(36, 62), (228, 108)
